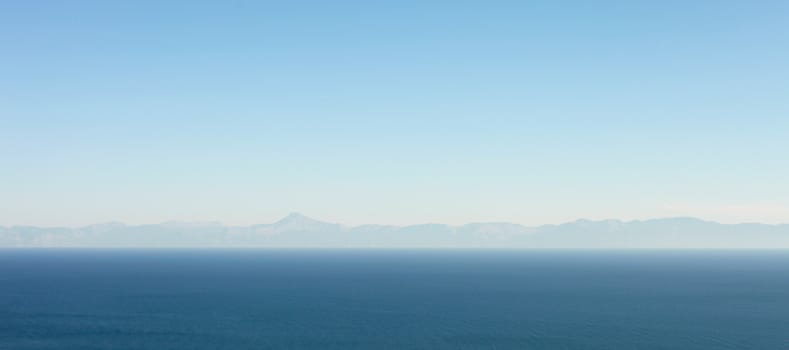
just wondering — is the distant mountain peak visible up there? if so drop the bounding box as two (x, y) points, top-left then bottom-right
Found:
(276, 212), (320, 224)
(268, 213), (338, 232)
(286, 212), (308, 219)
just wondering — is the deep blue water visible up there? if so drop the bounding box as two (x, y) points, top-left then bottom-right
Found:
(1, 250), (787, 349)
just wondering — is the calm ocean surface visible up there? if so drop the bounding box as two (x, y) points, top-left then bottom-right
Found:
(1, 250), (787, 349)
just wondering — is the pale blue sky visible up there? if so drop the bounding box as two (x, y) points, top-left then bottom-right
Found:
(2, 1), (788, 226)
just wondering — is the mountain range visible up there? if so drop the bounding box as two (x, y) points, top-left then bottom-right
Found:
(2, 213), (788, 248)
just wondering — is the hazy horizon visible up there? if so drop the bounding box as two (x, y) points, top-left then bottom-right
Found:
(3, 212), (789, 229)
(3, 212), (788, 249)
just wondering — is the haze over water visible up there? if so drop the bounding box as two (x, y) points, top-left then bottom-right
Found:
(2, 250), (787, 350)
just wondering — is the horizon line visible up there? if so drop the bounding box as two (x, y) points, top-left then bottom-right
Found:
(4, 213), (788, 229)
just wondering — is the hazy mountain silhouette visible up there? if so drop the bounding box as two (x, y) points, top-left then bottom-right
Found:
(2, 213), (788, 248)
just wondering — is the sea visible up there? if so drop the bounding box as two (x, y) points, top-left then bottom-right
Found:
(1, 250), (787, 349)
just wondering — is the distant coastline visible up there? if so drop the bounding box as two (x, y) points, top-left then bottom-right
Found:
(3, 213), (788, 249)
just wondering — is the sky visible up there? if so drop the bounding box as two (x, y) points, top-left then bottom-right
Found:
(1, 0), (788, 227)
